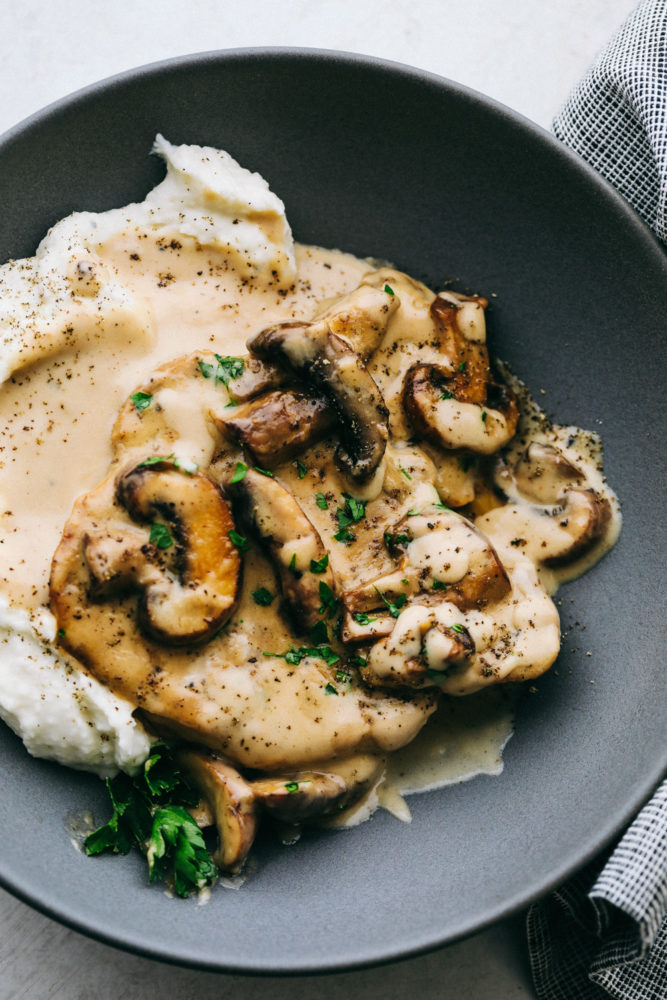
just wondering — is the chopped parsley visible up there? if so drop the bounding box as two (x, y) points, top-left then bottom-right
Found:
(310, 621), (329, 645)
(440, 389), (454, 400)
(458, 360), (467, 372)
(228, 529), (250, 553)
(296, 460), (308, 479)
(432, 579), (447, 591)
(252, 587), (274, 606)
(137, 453), (174, 468)
(353, 611), (378, 626)
(199, 354), (245, 399)
(57, 627), (66, 639)
(384, 283), (395, 296)
(310, 553), (329, 574)
(288, 552), (298, 572)
(315, 493), (329, 510)
(349, 655), (367, 667)
(481, 410), (488, 423)
(149, 523), (173, 550)
(374, 587), (407, 619)
(130, 391), (153, 412)
(230, 460), (248, 483)
(285, 781), (300, 794)
(318, 581), (338, 615)
(334, 494), (367, 543)
(264, 644), (340, 667)
(324, 682), (338, 695)
(318, 581), (339, 618)
(384, 531), (411, 550)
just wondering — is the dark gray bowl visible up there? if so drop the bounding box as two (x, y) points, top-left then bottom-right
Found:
(0, 49), (665, 974)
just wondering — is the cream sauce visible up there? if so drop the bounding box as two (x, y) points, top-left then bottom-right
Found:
(0, 139), (620, 833)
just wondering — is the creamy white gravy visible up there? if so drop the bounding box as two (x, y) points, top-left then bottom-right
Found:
(0, 137), (620, 827)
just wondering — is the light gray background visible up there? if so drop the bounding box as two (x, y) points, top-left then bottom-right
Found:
(0, 1), (636, 997)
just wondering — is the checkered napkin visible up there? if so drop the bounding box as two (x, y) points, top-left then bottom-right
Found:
(553, 0), (667, 245)
(527, 3), (667, 997)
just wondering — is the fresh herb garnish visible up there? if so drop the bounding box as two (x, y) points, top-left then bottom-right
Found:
(440, 390), (454, 400)
(130, 391), (153, 412)
(398, 466), (412, 481)
(57, 627), (66, 639)
(230, 460), (248, 483)
(384, 531), (411, 549)
(146, 806), (218, 898)
(334, 494), (367, 543)
(310, 553), (329, 574)
(450, 623), (465, 633)
(434, 501), (453, 511)
(335, 669), (352, 685)
(324, 682), (338, 695)
(353, 612), (378, 626)
(228, 529), (250, 552)
(288, 552), (298, 572)
(149, 522), (173, 550)
(296, 460), (308, 479)
(253, 466), (274, 477)
(265, 644), (340, 667)
(198, 355), (245, 394)
(407, 509), (420, 517)
(481, 410), (488, 423)
(310, 620), (329, 645)
(349, 655), (367, 667)
(318, 581), (339, 618)
(432, 579), (447, 591)
(84, 741), (214, 898)
(384, 283), (395, 296)
(137, 453), (175, 468)
(252, 587), (274, 606)
(285, 781), (300, 794)
(373, 587), (407, 619)
(315, 493), (329, 510)
(458, 361), (467, 372)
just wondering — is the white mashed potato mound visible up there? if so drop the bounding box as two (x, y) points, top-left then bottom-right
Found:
(0, 597), (150, 775)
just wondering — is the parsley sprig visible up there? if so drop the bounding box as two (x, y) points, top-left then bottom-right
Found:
(334, 494), (367, 543)
(84, 741), (216, 898)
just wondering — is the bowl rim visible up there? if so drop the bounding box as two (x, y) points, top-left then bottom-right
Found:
(0, 45), (665, 975)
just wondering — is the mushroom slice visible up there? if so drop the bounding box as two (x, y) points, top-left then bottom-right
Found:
(247, 321), (388, 482)
(176, 749), (257, 873)
(225, 356), (287, 403)
(341, 507), (510, 643)
(226, 468), (336, 630)
(89, 460), (241, 645)
(403, 362), (519, 455)
(495, 441), (585, 505)
(360, 609), (475, 690)
(488, 442), (612, 567)
(220, 389), (335, 468)
(251, 754), (384, 822)
(313, 281), (399, 359)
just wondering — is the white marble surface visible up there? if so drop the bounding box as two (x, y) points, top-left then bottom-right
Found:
(0, 1), (636, 998)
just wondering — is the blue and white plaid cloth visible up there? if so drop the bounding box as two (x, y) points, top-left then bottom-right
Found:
(528, 3), (667, 997)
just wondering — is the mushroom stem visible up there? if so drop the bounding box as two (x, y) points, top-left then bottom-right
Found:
(226, 468), (336, 631)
